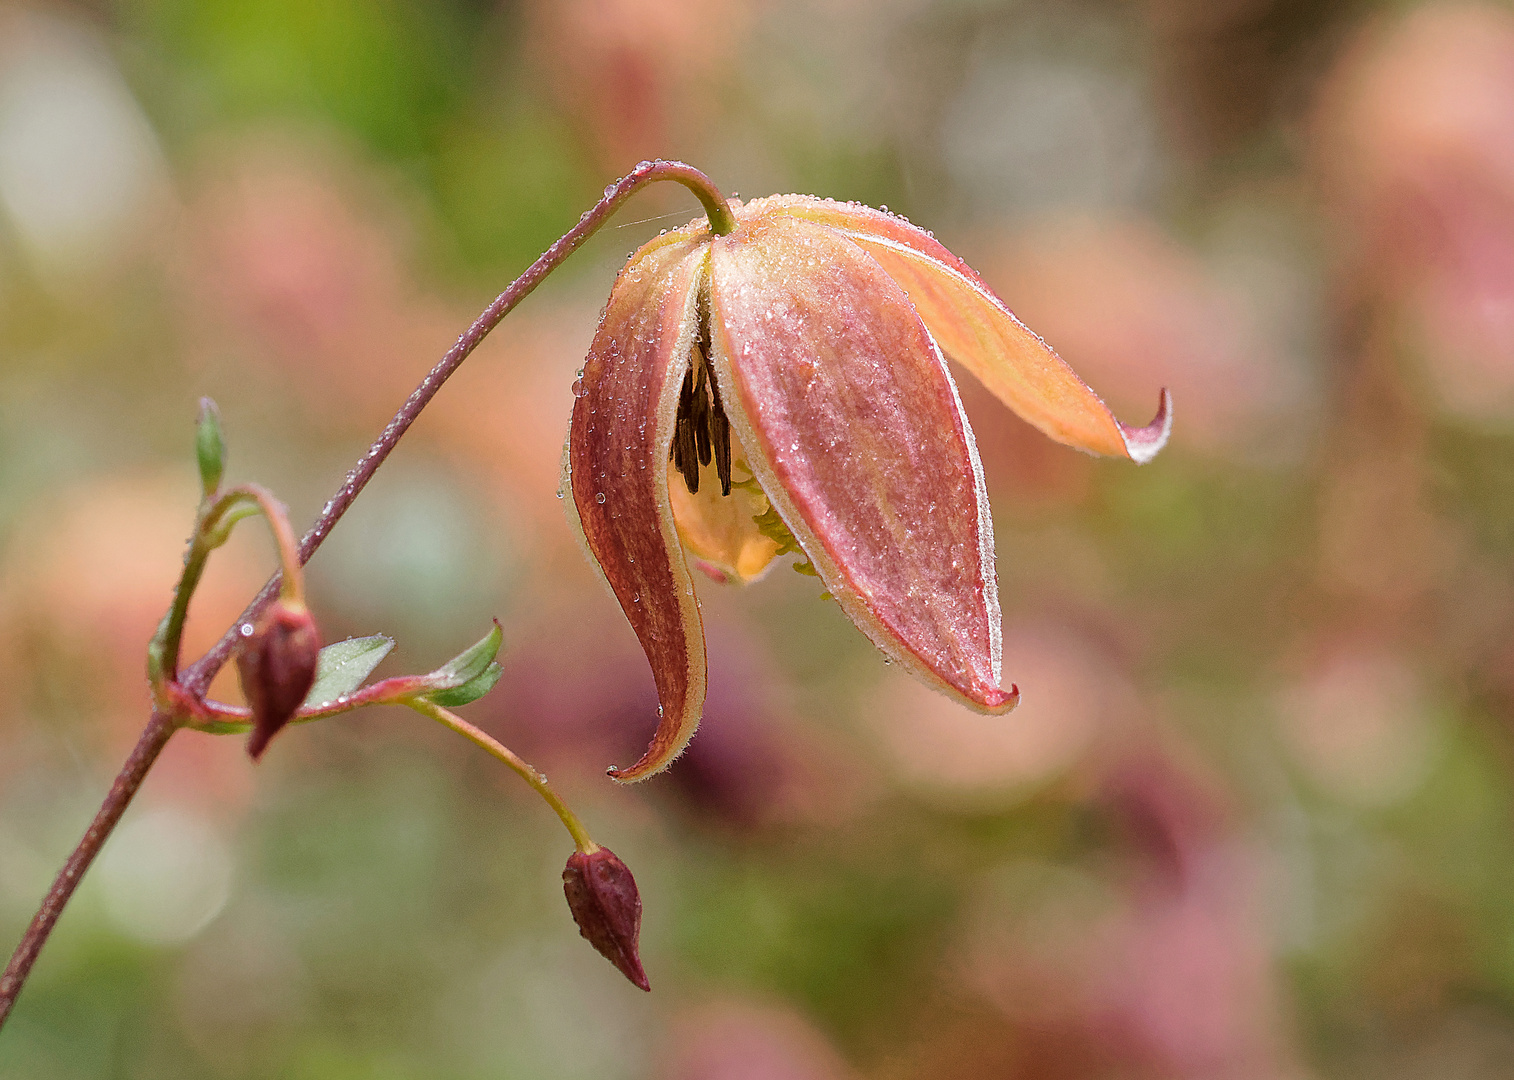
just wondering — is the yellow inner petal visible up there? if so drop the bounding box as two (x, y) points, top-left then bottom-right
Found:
(668, 436), (781, 583)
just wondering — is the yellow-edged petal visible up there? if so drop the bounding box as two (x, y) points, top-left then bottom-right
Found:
(752, 195), (1172, 463)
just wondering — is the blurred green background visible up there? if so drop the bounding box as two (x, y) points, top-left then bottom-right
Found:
(5, 0), (1514, 1076)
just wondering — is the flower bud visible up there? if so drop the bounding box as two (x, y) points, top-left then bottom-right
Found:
(196, 397), (226, 498)
(562, 846), (650, 991)
(237, 600), (321, 761)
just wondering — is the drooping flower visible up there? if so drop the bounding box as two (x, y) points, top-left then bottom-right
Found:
(563, 195), (1170, 781)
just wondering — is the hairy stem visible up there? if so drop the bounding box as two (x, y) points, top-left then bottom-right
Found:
(0, 711), (176, 1028)
(0, 159), (730, 1033)
(410, 699), (598, 855)
(149, 484), (304, 690)
(215, 485), (306, 604)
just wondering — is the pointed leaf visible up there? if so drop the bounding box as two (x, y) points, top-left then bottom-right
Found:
(423, 620), (503, 691)
(425, 662), (503, 707)
(301, 634), (394, 707)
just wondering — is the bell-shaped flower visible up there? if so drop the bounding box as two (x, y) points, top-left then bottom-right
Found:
(563, 195), (1170, 781)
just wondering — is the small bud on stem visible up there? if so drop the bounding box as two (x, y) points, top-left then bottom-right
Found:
(562, 847), (650, 991)
(237, 600), (321, 760)
(195, 398), (226, 498)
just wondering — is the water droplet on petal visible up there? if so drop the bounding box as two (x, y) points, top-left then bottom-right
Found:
(595, 492), (606, 504)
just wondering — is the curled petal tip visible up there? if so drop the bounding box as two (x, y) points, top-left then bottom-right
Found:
(981, 683), (1020, 713)
(607, 730), (691, 783)
(1118, 388), (1172, 464)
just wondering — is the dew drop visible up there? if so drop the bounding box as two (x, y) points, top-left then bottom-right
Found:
(595, 492), (606, 504)
(604, 183), (618, 199)
(572, 379), (587, 398)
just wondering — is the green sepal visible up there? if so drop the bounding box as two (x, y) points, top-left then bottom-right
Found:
(302, 635), (395, 707)
(424, 661), (503, 707)
(196, 398), (226, 498)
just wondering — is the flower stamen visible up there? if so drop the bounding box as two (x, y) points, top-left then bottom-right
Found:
(670, 296), (732, 497)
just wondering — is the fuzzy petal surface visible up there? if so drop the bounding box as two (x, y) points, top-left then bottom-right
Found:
(707, 214), (1014, 712)
(753, 196), (1172, 463)
(566, 236), (711, 780)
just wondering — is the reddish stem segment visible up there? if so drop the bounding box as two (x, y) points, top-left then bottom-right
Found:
(0, 711), (176, 1025)
(0, 160), (733, 1033)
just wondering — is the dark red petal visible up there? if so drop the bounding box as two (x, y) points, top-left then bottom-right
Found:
(564, 235), (711, 781)
(707, 215), (1013, 712)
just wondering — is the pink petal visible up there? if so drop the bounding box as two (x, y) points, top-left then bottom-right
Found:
(707, 214), (1016, 713)
(752, 196), (1171, 462)
(564, 236), (711, 781)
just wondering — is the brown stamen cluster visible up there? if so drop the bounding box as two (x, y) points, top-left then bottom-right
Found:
(671, 301), (732, 497)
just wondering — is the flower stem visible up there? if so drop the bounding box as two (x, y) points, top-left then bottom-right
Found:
(1, 161), (726, 1030)
(148, 484), (304, 691)
(408, 699), (599, 855)
(214, 485), (306, 604)
(0, 710), (176, 1030)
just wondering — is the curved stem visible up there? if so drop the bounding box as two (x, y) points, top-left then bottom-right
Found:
(410, 699), (598, 855)
(149, 485), (304, 690)
(214, 485), (305, 604)
(2, 161), (729, 1032)
(0, 711), (176, 1029)
(180, 159), (732, 698)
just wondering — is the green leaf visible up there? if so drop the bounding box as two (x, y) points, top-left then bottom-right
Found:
(424, 662), (503, 707)
(423, 620), (503, 691)
(196, 397), (226, 497)
(302, 635), (394, 706)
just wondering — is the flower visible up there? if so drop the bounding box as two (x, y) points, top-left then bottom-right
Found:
(563, 195), (1170, 781)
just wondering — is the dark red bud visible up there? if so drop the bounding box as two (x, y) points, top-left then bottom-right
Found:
(562, 846), (650, 991)
(237, 600), (321, 761)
